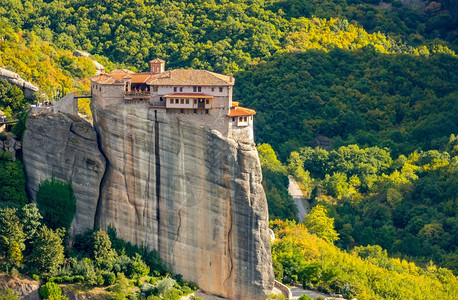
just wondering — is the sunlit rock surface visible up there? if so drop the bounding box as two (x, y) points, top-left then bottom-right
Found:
(92, 104), (273, 299)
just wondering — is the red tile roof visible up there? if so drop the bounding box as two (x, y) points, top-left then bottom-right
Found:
(227, 106), (256, 117)
(147, 69), (234, 86)
(90, 73), (122, 84)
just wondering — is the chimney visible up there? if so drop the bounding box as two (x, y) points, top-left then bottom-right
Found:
(150, 59), (165, 74)
(229, 73), (233, 82)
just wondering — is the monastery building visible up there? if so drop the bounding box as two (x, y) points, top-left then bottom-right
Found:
(90, 59), (256, 142)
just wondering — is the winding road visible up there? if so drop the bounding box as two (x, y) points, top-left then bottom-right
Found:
(288, 176), (309, 222)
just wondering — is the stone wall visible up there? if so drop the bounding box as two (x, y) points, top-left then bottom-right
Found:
(55, 92), (78, 115)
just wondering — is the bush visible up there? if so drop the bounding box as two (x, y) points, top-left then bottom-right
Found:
(298, 295), (312, 300)
(0, 158), (27, 205)
(103, 272), (116, 286)
(39, 282), (67, 300)
(0, 288), (19, 300)
(164, 287), (182, 300)
(36, 178), (76, 231)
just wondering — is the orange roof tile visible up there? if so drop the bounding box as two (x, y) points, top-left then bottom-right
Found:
(110, 69), (135, 74)
(90, 73), (122, 84)
(162, 93), (213, 99)
(227, 106), (256, 117)
(147, 69), (234, 86)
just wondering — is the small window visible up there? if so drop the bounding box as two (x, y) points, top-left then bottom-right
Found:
(174, 87), (177, 92)
(153, 86), (158, 92)
(176, 99), (179, 104)
(180, 99), (184, 104)
(211, 87), (214, 92)
(244, 116), (247, 122)
(232, 117), (235, 122)
(180, 109), (184, 113)
(186, 99), (189, 104)
(219, 87), (223, 92)
(179, 87), (183, 92)
(99, 87), (101, 91)
(198, 86), (202, 92)
(193, 86), (197, 92)
(169, 99), (173, 104)
(194, 99), (197, 104)
(206, 99), (209, 105)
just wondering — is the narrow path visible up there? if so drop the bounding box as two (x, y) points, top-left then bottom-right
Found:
(290, 285), (333, 299)
(288, 176), (309, 222)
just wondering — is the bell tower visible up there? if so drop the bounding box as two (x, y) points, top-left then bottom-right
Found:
(150, 58), (165, 74)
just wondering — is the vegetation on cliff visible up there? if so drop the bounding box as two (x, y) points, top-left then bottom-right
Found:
(0, 153), (197, 299)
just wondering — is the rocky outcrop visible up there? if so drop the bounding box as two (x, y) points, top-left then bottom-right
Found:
(91, 104), (274, 299)
(0, 133), (22, 161)
(22, 112), (106, 237)
(73, 50), (105, 75)
(0, 67), (40, 99)
(0, 275), (40, 300)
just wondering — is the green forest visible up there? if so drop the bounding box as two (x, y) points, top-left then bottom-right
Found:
(0, 0), (457, 298)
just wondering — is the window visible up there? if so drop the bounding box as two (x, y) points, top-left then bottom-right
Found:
(99, 87), (101, 91)
(219, 87), (223, 92)
(194, 99), (197, 104)
(175, 99), (179, 104)
(179, 87), (183, 92)
(174, 87), (177, 92)
(205, 109), (209, 114)
(193, 86), (197, 92)
(232, 117), (235, 122)
(206, 99), (209, 105)
(180, 109), (184, 113)
(244, 117), (247, 122)
(180, 99), (184, 104)
(170, 99), (173, 104)
(198, 86), (202, 92)
(153, 86), (158, 92)
(211, 87), (214, 92)
(186, 99), (189, 104)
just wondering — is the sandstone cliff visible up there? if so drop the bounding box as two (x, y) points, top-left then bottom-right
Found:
(22, 112), (106, 237)
(91, 104), (274, 299)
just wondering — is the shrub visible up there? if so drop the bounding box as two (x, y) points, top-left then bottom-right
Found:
(39, 282), (67, 300)
(298, 295), (312, 300)
(36, 178), (76, 231)
(0, 158), (27, 205)
(0, 288), (19, 300)
(163, 287), (182, 300)
(103, 272), (116, 286)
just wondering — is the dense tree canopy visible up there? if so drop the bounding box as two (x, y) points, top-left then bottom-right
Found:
(36, 178), (76, 231)
(236, 50), (457, 160)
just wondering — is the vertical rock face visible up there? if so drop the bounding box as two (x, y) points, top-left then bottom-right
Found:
(92, 104), (274, 299)
(22, 113), (106, 237)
